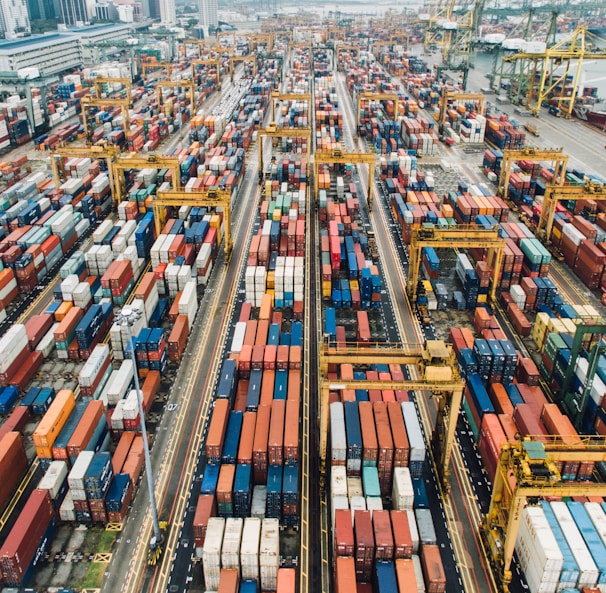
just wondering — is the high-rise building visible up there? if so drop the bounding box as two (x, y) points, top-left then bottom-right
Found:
(199, 0), (217, 33)
(58, 0), (88, 24)
(0, 0), (30, 38)
(158, 0), (174, 25)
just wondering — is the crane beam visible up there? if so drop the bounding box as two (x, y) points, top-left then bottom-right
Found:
(356, 91), (399, 124)
(438, 91), (486, 129)
(156, 189), (233, 261)
(407, 226), (505, 303)
(257, 125), (312, 177)
(313, 149), (376, 210)
(191, 58), (222, 90)
(497, 147), (567, 199)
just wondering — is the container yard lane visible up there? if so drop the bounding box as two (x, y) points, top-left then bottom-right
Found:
(336, 60), (495, 593)
(104, 89), (260, 593)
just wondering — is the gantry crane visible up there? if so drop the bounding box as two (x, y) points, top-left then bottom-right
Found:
(497, 147), (568, 199)
(181, 40), (220, 58)
(407, 225), (505, 302)
(437, 91), (486, 130)
(156, 80), (196, 107)
(313, 148), (376, 210)
(111, 153), (181, 204)
(481, 439), (606, 593)
(537, 181), (606, 242)
(318, 339), (465, 492)
(191, 58), (222, 90)
(257, 124), (312, 176)
(141, 62), (174, 81)
(270, 92), (312, 124)
(503, 26), (606, 117)
(156, 188), (233, 261)
(249, 33), (274, 53)
(50, 142), (119, 199)
(556, 322), (606, 429)
(356, 92), (400, 126)
(229, 56), (257, 81)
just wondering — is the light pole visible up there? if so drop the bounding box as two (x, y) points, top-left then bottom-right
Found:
(115, 308), (164, 550)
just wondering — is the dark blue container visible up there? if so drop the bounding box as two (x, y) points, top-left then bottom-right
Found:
(221, 411), (243, 464)
(200, 463), (220, 495)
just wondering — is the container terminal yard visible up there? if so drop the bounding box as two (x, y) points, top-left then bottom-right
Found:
(0, 6), (606, 593)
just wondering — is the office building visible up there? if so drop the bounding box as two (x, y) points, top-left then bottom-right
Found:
(158, 0), (174, 25)
(199, 0), (217, 35)
(0, 0), (30, 40)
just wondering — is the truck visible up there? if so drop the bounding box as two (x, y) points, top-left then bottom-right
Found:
(523, 122), (540, 136)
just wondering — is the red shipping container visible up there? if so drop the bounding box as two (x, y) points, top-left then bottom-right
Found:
(334, 509), (355, 557)
(478, 413), (507, 483)
(354, 509), (374, 582)
(513, 403), (547, 438)
(268, 399), (285, 466)
(193, 494), (216, 547)
(391, 510), (413, 558)
(206, 399), (230, 460)
(387, 401), (410, 467)
(373, 510), (394, 560)
(253, 404), (271, 484)
(421, 544), (447, 593)
(0, 489), (54, 585)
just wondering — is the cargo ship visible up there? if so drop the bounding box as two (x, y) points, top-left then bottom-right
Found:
(573, 103), (606, 131)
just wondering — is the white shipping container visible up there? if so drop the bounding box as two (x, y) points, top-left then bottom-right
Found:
(230, 322), (246, 355)
(585, 502), (606, 548)
(550, 501), (599, 588)
(38, 460), (68, 499)
(401, 402), (426, 462)
(392, 467), (414, 511)
(350, 496), (366, 524)
(93, 220), (113, 244)
(412, 555), (426, 593)
(59, 491), (75, 522)
(366, 497), (383, 517)
(259, 518), (280, 592)
(347, 476), (364, 499)
(68, 451), (95, 490)
(106, 359), (134, 405)
(251, 485), (267, 519)
(240, 517), (261, 582)
(331, 466), (348, 498)
(405, 510), (419, 553)
(79, 345), (110, 387)
(203, 517), (225, 592)
(0, 324), (28, 373)
(111, 400), (125, 431)
(330, 402), (346, 465)
(36, 323), (59, 358)
(221, 517), (243, 570)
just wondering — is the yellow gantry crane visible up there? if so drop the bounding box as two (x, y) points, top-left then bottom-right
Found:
(181, 40), (221, 58)
(141, 62), (174, 81)
(257, 124), (312, 176)
(111, 153), (181, 204)
(481, 439), (606, 593)
(497, 147), (568, 199)
(50, 141), (119, 198)
(537, 181), (606, 241)
(156, 188), (233, 261)
(407, 225), (505, 302)
(156, 80), (196, 107)
(248, 33), (274, 53)
(313, 148), (376, 210)
(356, 91), (400, 126)
(270, 91), (312, 124)
(503, 26), (606, 118)
(191, 58), (222, 90)
(437, 91), (486, 129)
(318, 340), (465, 491)
(81, 77), (133, 142)
(229, 56), (257, 81)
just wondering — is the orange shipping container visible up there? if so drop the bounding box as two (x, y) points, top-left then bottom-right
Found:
(421, 544), (447, 593)
(33, 390), (76, 449)
(253, 404), (271, 484)
(283, 397), (300, 463)
(359, 402), (378, 465)
(66, 400), (104, 459)
(53, 306), (83, 342)
(216, 464), (235, 505)
(335, 556), (357, 593)
(395, 559), (418, 591)
(268, 399), (285, 466)
(206, 399), (230, 461)
(112, 432), (135, 474)
(237, 411), (256, 465)
(217, 569), (239, 593)
(276, 568), (296, 593)
(387, 401), (409, 467)
(122, 436), (144, 483)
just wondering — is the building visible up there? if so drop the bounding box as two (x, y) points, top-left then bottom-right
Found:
(158, 0), (174, 26)
(57, 0), (89, 25)
(199, 0), (217, 35)
(0, 0), (31, 40)
(25, 0), (55, 21)
(0, 23), (136, 75)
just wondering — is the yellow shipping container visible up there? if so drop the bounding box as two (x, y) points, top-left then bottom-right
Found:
(33, 390), (76, 449)
(266, 271), (275, 290)
(322, 280), (331, 299)
(54, 301), (73, 322)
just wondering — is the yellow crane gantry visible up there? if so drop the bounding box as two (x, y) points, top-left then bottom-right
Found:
(497, 147), (568, 199)
(270, 91), (312, 124)
(313, 148), (376, 210)
(191, 58), (222, 90)
(318, 339), (465, 492)
(503, 26), (606, 118)
(81, 76), (133, 141)
(155, 80), (196, 107)
(50, 141), (119, 198)
(180, 40), (220, 58)
(481, 438), (606, 593)
(257, 124), (312, 176)
(229, 56), (257, 82)
(111, 153), (181, 205)
(156, 188), (233, 261)
(248, 33), (274, 53)
(357, 91), (399, 126)
(141, 61), (174, 81)
(407, 225), (505, 303)
(537, 181), (606, 241)
(437, 91), (486, 129)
